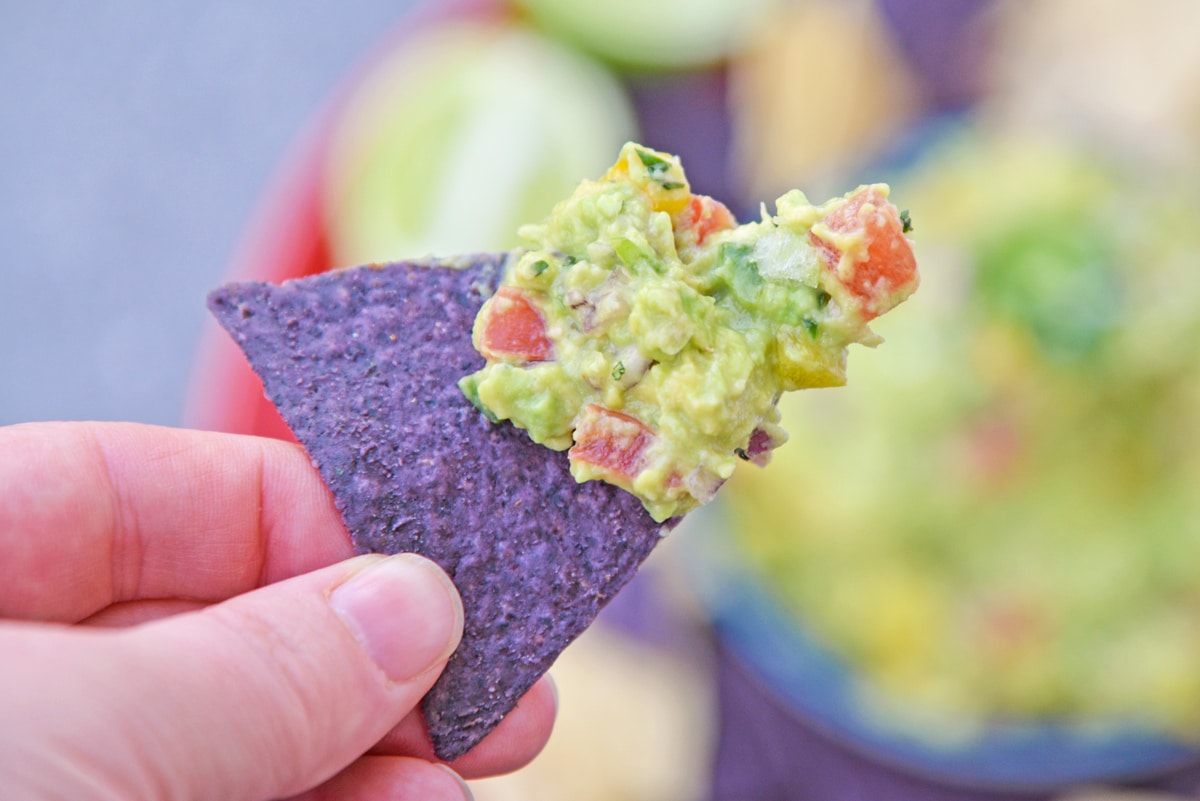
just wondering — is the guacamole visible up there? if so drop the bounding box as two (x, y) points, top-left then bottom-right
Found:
(724, 133), (1200, 738)
(460, 143), (918, 521)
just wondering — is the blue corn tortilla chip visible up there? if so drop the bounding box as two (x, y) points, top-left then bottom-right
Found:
(207, 256), (674, 760)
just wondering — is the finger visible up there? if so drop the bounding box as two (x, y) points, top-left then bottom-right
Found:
(83, 598), (210, 627)
(0, 554), (463, 801)
(86, 610), (557, 779)
(79, 607), (555, 779)
(284, 756), (471, 801)
(0, 421), (354, 622)
(373, 676), (558, 779)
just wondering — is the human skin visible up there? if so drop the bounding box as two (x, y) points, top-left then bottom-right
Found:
(0, 422), (556, 801)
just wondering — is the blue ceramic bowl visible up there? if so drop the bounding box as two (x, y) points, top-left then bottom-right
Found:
(684, 503), (1200, 795)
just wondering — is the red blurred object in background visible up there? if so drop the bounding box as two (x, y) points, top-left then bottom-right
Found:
(186, 0), (508, 439)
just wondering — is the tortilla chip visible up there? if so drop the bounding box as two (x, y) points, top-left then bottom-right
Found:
(207, 256), (674, 760)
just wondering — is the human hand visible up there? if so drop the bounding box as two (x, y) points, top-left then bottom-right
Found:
(0, 422), (556, 800)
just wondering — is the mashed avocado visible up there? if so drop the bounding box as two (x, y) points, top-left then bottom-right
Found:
(722, 133), (1200, 737)
(460, 143), (918, 521)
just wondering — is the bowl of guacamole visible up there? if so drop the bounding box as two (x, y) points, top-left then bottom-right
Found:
(695, 129), (1200, 788)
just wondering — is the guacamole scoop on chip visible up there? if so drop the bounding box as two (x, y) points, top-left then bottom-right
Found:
(461, 143), (920, 521)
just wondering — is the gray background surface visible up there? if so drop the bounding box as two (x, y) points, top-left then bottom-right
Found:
(1, 3), (416, 426)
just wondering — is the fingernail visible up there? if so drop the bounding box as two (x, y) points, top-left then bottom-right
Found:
(330, 554), (463, 683)
(436, 764), (475, 801)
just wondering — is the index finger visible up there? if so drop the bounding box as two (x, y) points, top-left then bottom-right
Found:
(0, 421), (354, 622)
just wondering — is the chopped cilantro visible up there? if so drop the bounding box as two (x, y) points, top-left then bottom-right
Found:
(612, 361), (626, 381)
(635, 148), (683, 190)
(900, 209), (913, 234)
(531, 259), (549, 276)
(802, 318), (819, 339)
(719, 242), (763, 303)
(636, 148), (671, 173)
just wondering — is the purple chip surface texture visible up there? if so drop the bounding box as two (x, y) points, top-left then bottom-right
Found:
(207, 256), (674, 760)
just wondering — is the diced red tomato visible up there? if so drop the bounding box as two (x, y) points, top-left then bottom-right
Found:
(569, 405), (654, 484)
(476, 286), (552, 362)
(976, 597), (1047, 663)
(810, 185), (918, 320)
(677, 194), (736, 246)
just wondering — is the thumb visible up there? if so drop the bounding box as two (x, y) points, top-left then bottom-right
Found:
(0, 553), (464, 801)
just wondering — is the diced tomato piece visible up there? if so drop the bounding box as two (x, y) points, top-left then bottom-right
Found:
(976, 597), (1047, 663)
(569, 405), (654, 484)
(476, 286), (552, 362)
(810, 185), (918, 320)
(677, 194), (736, 246)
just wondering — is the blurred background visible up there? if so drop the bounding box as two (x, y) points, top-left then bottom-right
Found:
(6, 1), (1200, 799)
